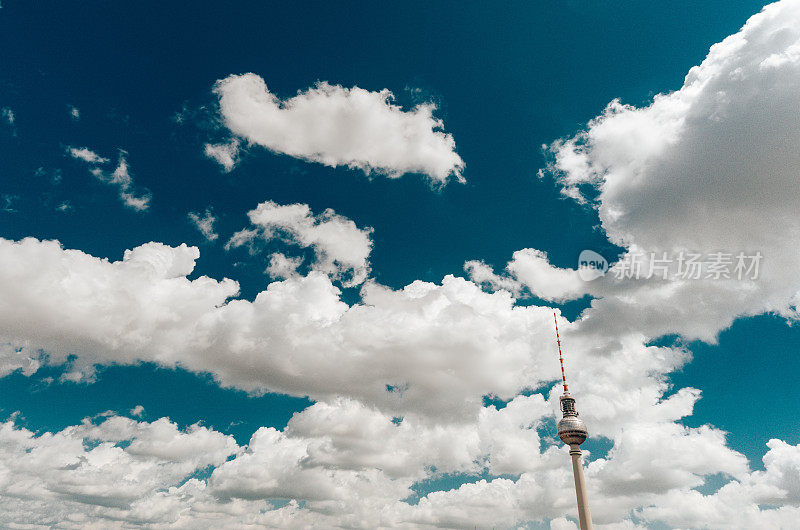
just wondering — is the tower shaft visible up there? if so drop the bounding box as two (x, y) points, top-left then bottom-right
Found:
(569, 445), (594, 530)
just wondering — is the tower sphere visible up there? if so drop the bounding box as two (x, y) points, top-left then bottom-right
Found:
(557, 415), (588, 446)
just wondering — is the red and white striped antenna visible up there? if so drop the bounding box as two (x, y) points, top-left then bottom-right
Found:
(554, 312), (569, 394)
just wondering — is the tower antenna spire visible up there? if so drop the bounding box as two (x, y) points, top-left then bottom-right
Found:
(554, 312), (569, 394)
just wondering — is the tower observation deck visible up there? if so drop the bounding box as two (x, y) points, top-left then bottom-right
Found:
(554, 313), (594, 530)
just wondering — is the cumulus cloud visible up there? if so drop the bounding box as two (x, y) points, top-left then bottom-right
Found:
(458, 0), (800, 342)
(638, 439), (800, 529)
(535, 0), (800, 342)
(0, 235), (756, 524)
(464, 259), (522, 296)
(67, 146), (151, 211)
(209, 73), (465, 184)
(0, 236), (563, 418)
(68, 104), (80, 120)
(210, 426), (409, 504)
(1, 396), (783, 529)
(0, 232), (795, 527)
(467, 248), (590, 302)
(227, 200), (374, 286)
(187, 208), (218, 241)
(0, 413), (239, 527)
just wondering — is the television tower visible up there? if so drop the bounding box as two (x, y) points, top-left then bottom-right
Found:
(554, 312), (594, 530)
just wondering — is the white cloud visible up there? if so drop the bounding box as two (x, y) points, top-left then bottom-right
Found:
(0, 233), (795, 527)
(204, 139), (240, 172)
(224, 227), (258, 252)
(0, 396), (756, 529)
(551, 518), (580, 530)
(467, 248), (590, 302)
(67, 146), (108, 164)
(228, 200), (374, 286)
(0, 344), (39, 378)
(68, 147), (151, 211)
(187, 208), (218, 241)
(129, 405), (145, 417)
(68, 105), (80, 120)
(0, 194), (17, 213)
(0, 236), (560, 419)
(638, 439), (800, 529)
(541, 0), (800, 342)
(283, 394), (551, 480)
(265, 252), (302, 280)
(211, 73), (465, 184)
(464, 259), (522, 296)
(210, 426), (410, 504)
(1, 107), (15, 126)
(0, 413), (239, 526)
(90, 155), (151, 211)
(589, 421), (747, 497)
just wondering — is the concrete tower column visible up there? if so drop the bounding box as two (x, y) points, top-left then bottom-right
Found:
(569, 445), (593, 530)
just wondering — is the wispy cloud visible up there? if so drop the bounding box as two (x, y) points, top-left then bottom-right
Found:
(204, 140), (239, 172)
(67, 146), (108, 164)
(0, 194), (17, 213)
(1, 107), (14, 126)
(67, 146), (151, 211)
(188, 208), (219, 241)
(1, 107), (16, 136)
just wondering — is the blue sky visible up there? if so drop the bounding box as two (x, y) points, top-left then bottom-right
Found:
(2, 0), (800, 528)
